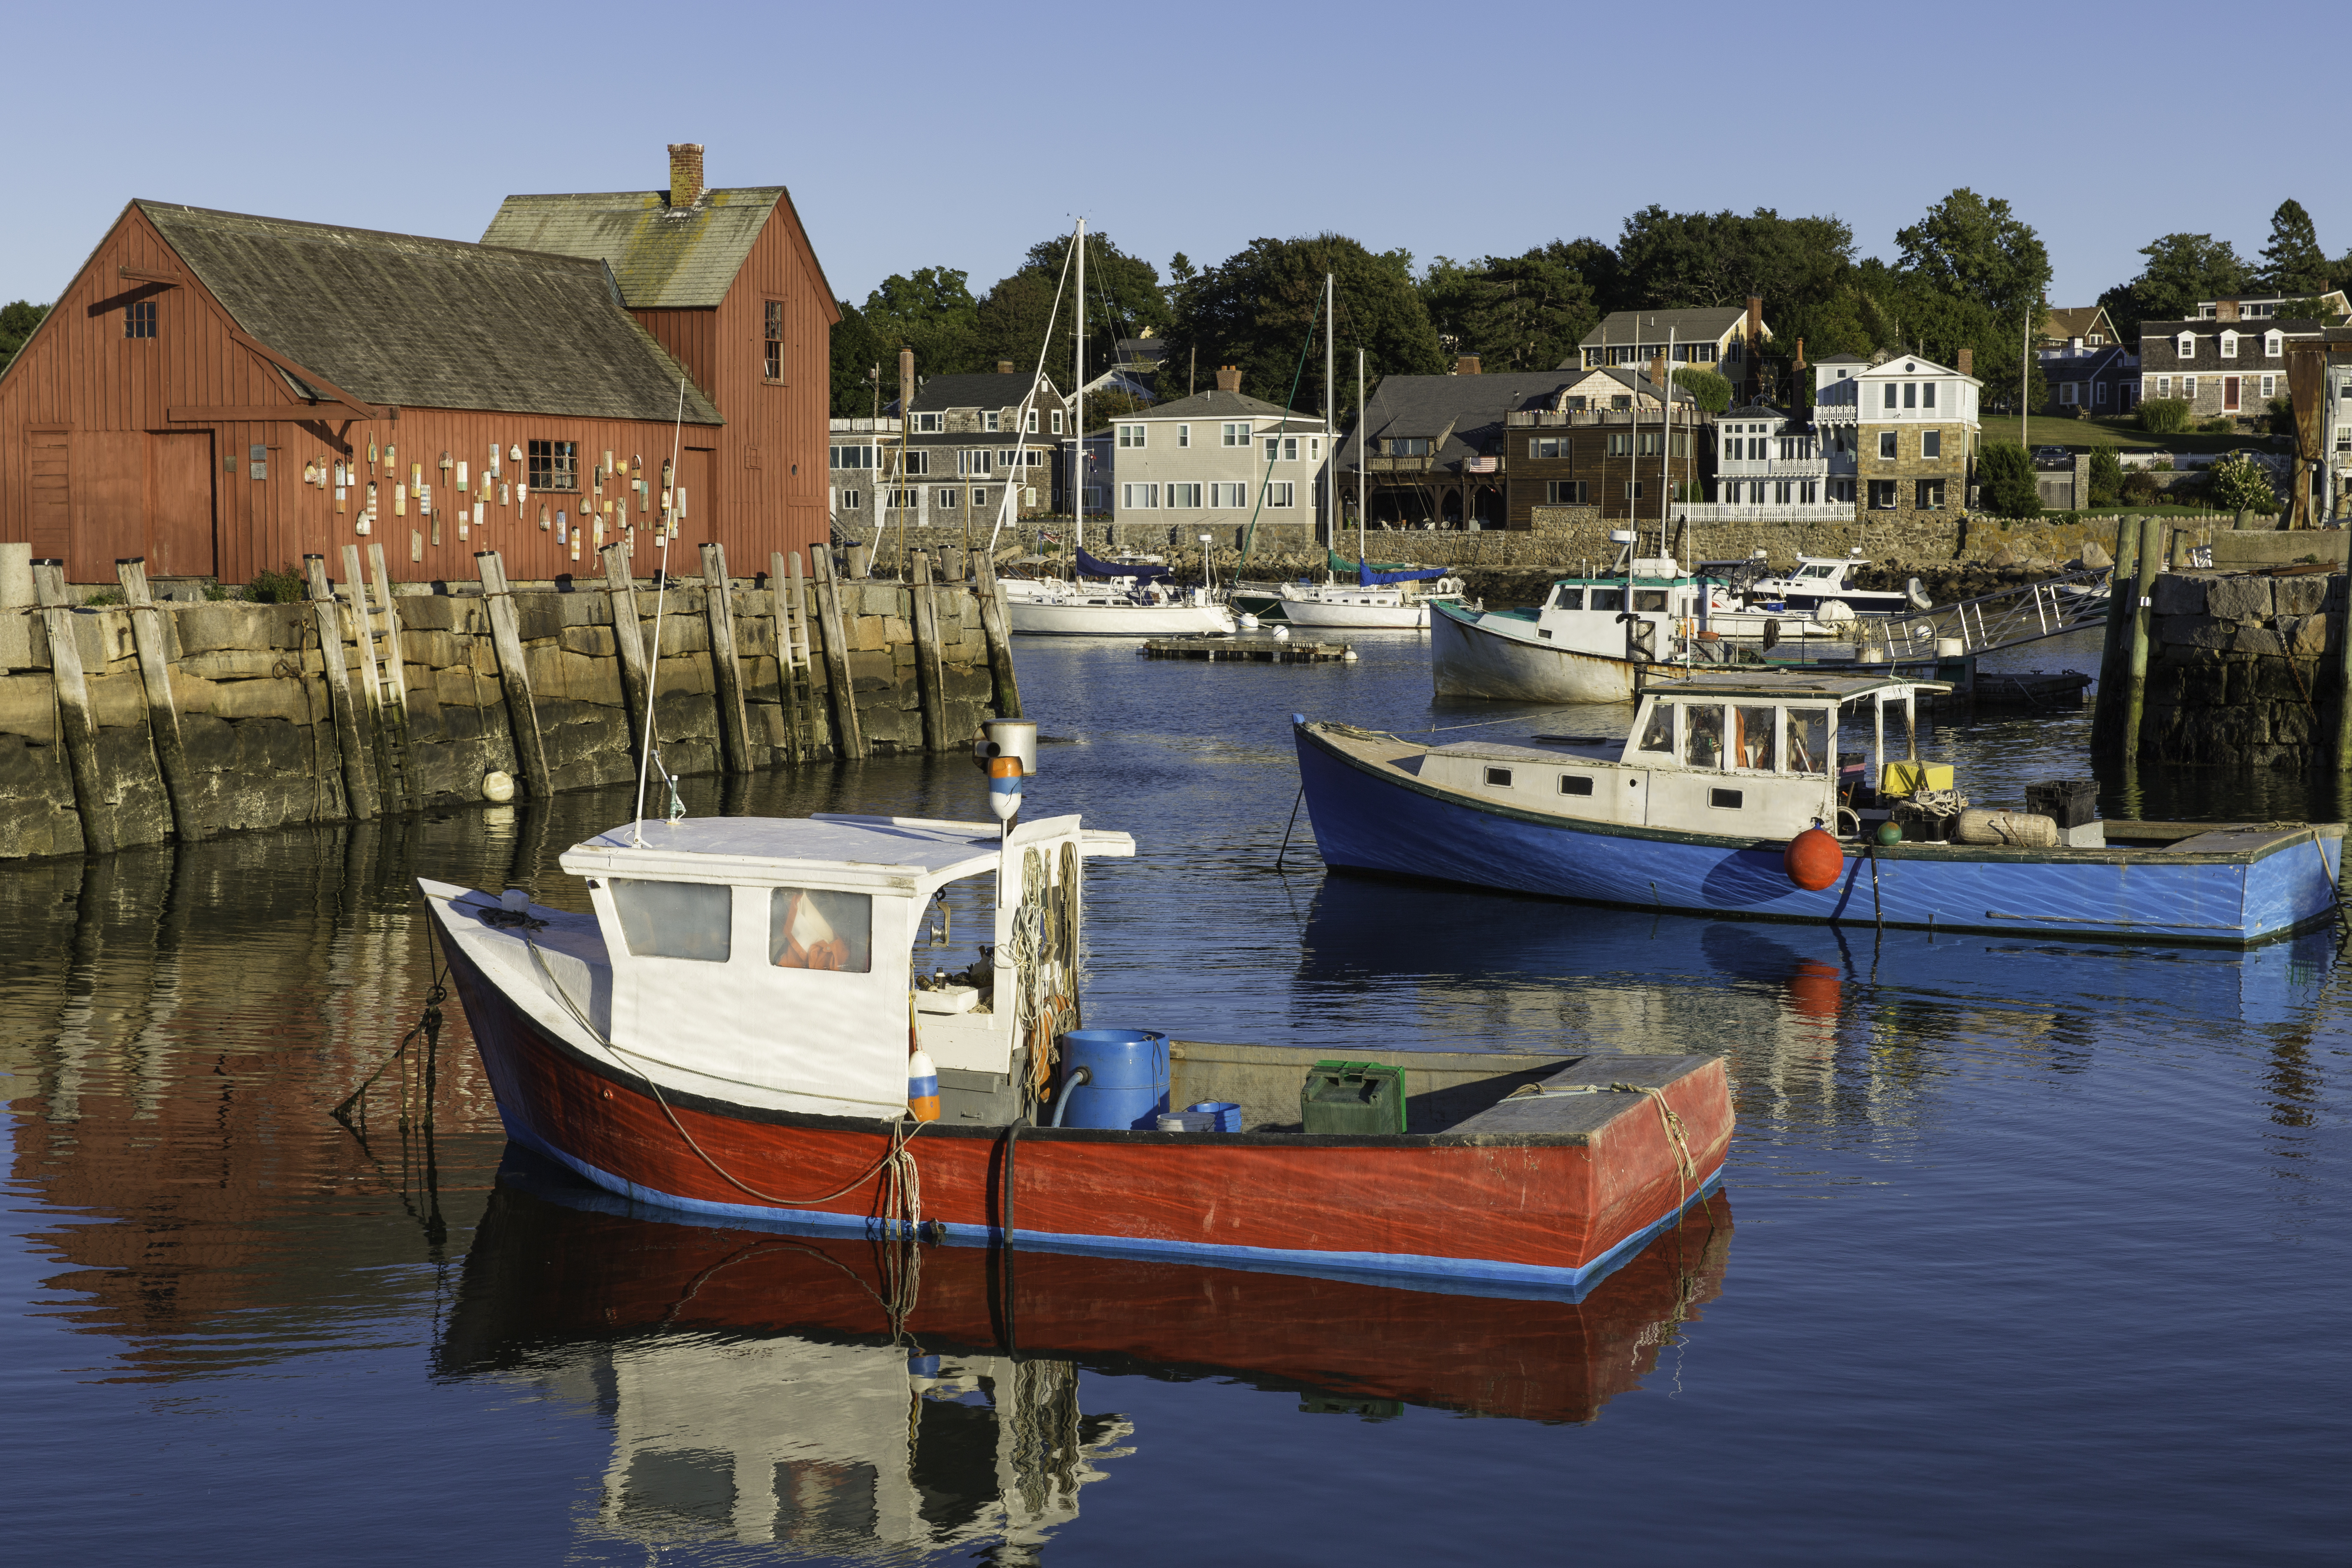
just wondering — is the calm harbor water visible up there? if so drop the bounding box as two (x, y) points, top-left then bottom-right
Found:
(5, 627), (2348, 1563)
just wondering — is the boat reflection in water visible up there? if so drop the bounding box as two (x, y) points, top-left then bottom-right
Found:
(439, 1149), (1734, 1557)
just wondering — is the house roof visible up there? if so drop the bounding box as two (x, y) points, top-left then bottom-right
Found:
(909, 372), (1064, 413)
(1558, 366), (1695, 405)
(1813, 352), (1868, 365)
(1574, 306), (1761, 353)
(2042, 305), (2117, 341)
(1117, 387), (1311, 423)
(1341, 372), (1584, 470)
(480, 186), (794, 310)
(136, 201), (722, 425)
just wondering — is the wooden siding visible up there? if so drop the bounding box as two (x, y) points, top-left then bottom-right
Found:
(0, 200), (831, 585)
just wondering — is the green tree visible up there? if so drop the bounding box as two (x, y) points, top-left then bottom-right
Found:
(1159, 233), (1446, 424)
(2207, 451), (2279, 513)
(2258, 199), (2330, 297)
(1420, 248), (1598, 372)
(2100, 233), (2249, 344)
(1615, 207), (1857, 316)
(1894, 188), (2052, 334)
(2088, 447), (2124, 506)
(1670, 366), (1732, 413)
(828, 300), (891, 417)
(861, 266), (983, 381)
(1976, 442), (2043, 519)
(0, 300), (49, 371)
(2137, 397), (2192, 435)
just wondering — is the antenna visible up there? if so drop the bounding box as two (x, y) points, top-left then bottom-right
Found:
(630, 376), (690, 846)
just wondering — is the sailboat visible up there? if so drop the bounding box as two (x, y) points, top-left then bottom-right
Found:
(998, 218), (1232, 638)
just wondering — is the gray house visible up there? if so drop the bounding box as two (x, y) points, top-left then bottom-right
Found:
(1094, 368), (1329, 550)
(833, 366), (1070, 535)
(2139, 318), (2320, 424)
(1338, 369), (1582, 531)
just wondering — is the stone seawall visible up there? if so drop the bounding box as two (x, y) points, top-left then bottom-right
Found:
(2134, 568), (2346, 771)
(0, 554), (1005, 860)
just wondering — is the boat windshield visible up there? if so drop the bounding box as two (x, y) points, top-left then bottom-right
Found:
(1732, 706), (1776, 771)
(1589, 587), (1624, 612)
(1636, 704), (1675, 758)
(1786, 708), (1831, 774)
(1798, 564), (1837, 579)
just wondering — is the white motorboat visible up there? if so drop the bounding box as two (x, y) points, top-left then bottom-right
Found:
(1276, 573), (1468, 630)
(1431, 558), (1751, 702)
(1738, 552), (1929, 618)
(1004, 578), (1234, 636)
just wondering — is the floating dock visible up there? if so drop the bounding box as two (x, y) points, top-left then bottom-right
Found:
(1141, 636), (1353, 664)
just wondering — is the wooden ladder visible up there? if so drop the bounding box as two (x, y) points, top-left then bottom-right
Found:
(773, 550), (820, 763)
(342, 543), (418, 812)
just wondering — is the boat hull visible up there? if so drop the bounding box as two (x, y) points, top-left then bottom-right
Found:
(1006, 599), (1235, 636)
(1430, 600), (1640, 702)
(1280, 595), (1432, 630)
(1293, 722), (2344, 945)
(428, 898), (1731, 1292)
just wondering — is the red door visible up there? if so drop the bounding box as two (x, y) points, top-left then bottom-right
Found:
(2223, 376), (2241, 414)
(146, 431), (216, 579)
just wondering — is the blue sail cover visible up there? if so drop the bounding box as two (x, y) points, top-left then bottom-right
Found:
(1076, 547), (1172, 583)
(1359, 563), (1450, 586)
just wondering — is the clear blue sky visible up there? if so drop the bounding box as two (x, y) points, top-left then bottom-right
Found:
(3, 0), (2338, 315)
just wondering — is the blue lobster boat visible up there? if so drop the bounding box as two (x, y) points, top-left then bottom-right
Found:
(1292, 671), (2343, 947)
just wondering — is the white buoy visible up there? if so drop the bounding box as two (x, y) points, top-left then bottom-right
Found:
(482, 770), (515, 803)
(1238, 612), (1260, 631)
(1342, 648), (1358, 663)
(1273, 624), (1290, 640)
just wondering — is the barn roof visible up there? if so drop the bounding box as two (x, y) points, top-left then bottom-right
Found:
(137, 201), (722, 425)
(479, 187), (784, 310)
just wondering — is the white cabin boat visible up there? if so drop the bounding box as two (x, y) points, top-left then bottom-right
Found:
(1738, 553), (1929, 619)
(1001, 577), (1234, 636)
(1431, 558), (1747, 702)
(1277, 574), (1467, 630)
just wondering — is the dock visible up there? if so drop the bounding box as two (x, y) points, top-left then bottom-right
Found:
(1141, 635), (1353, 663)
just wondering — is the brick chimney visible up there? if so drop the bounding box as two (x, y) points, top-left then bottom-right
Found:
(898, 348), (915, 420)
(667, 143), (705, 208)
(1215, 365), (1241, 393)
(1793, 337), (1806, 372)
(1745, 294), (1762, 349)
(1649, 351), (1666, 390)
(997, 360), (1014, 375)
(2216, 298), (2241, 322)
(1957, 346), (1973, 377)
(1455, 355), (1481, 375)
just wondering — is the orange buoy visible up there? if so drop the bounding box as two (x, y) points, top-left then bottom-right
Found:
(1784, 826), (1844, 891)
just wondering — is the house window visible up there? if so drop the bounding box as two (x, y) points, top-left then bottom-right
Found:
(125, 300), (156, 339)
(1606, 433), (1633, 456)
(830, 445), (876, 470)
(959, 450), (992, 475)
(887, 488), (918, 509)
(1210, 481), (1248, 508)
(1121, 483), (1159, 509)
(1264, 435), (1300, 461)
(935, 487), (960, 509)
(2265, 332), (2283, 357)
(763, 300), (783, 379)
(1531, 437), (1566, 459)
(1051, 411), (1064, 435)
(1904, 382), (1918, 408)
(1623, 482), (1645, 500)
(1610, 394), (1632, 410)
(1167, 482), (1201, 508)
(528, 440), (579, 492)
(975, 411), (996, 432)
(2177, 333), (2196, 359)
(2088, 333), (2103, 346)
(1264, 482), (1295, 507)
(903, 451), (930, 477)
(1774, 481), (1792, 504)
(1025, 409), (1039, 432)
(1869, 480), (1898, 510)
(1883, 383), (1899, 409)
(2184, 376), (2197, 399)
(1387, 436), (1429, 456)
(1117, 423), (1145, 448)
(1917, 479), (1945, 510)
(1922, 382), (1937, 408)
(839, 489), (862, 509)
(1177, 424), (1191, 448)
(2156, 375), (2171, 397)
(1637, 432), (1663, 456)
(971, 486), (989, 509)
(2220, 332), (2238, 359)
(1309, 438), (1322, 461)
(1922, 431), (1942, 459)
(1545, 480), (1588, 504)
(2096, 382), (2109, 406)
(914, 413), (943, 433)
(1878, 432), (1897, 460)
(2262, 375), (2276, 399)
(1222, 422), (1251, 447)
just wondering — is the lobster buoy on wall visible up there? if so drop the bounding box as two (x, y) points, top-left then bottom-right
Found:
(1784, 826), (1844, 890)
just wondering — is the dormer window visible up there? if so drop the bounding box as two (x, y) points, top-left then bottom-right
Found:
(2088, 333), (2103, 346)
(914, 413), (943, 433)
(982, 410), (1001, 432)
(2265, 331), (2283, 357)
(2220, 331), (2238, 359)
(2177, 333), (2196, 360)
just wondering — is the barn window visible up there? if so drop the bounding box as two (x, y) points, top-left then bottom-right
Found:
(528, 440), (578, 492)
(124, 300), (156, 339)
(764, 300), (783, 380)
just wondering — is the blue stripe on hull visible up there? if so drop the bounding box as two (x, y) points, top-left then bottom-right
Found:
(499, 1114), (1720, 1301)
(1295, 727), (2340, 945)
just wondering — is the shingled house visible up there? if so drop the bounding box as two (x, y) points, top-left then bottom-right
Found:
(2, 145), (835, 585)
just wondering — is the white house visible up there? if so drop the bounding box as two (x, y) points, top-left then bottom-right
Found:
(1094, 369), (1331, 546)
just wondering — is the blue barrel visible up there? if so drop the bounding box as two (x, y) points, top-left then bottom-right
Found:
(1058, 1029), (1169, 1129)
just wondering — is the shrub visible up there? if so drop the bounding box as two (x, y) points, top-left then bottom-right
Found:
(204, 582), (236, 601)
(2119, 471), (2161, 505)
(1977, 442), (2043, 520)
(2088, 447), (2124, 506)
(2207, 452), (2279, 514)
(247, 565), (305, 603)
(2265, 395), (2297, 438)
(1671, 367), (1732, 414)
(2138, 397), (2191, 435)
(2197, 415), (2235, 434)
(82, 587), (125, 606)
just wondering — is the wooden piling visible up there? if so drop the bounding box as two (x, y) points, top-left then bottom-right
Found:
(847, 544), (873, 580)
(698, 543), (754, 774)
(809, 547), (867, 759)
(2335, 568), (2352, 776)
(2090, 516), (2139, 754)
(339, 545), (401, 808)
(34, 561), (116, 853)
(771, 550), (814, 765)
(363, 543), (417, 812)
(600, 543), (650, 768)
(115, 558), (197, 840)
(910, 551), (949, 752)
(2121, 516), (2166, 763)
(304, 554), (378, 821)
(477, 551), (552, 800)
(974, 551), (1024, 719)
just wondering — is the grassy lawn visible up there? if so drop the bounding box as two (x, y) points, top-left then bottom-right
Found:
(1978, 414), (2273, 455)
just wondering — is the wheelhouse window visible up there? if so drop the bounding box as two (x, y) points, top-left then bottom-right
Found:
(770, 887), (872, 971)
(1786, 709), (1830, 774)
(611, 880), (731, 962)
(1483, 767), (1514, 787)
(1684, 705), (1725, 768)
(124, 300), (156, 339)
(528, 440), (579, 492)
(1733, 706), (1777, 771)
(1636, 704), (1677, 759)
(1588, 587), (1624, 612)
(764, 300), (783, 379)
(1560, 775), (1594, 796)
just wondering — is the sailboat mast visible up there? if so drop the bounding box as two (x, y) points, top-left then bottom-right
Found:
(1073, 218), (1085, 560)
(1356, 348), (1366, 566)
(1662, 327), (1675, 564)
(1324, 272), (1335, 556)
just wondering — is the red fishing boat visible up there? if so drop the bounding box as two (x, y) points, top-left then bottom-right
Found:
(422, 791), (1732, 1294)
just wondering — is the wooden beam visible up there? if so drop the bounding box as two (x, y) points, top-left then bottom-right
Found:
(304, 555), (378, 821)
(116, 558), (198, 841)
(34, 561), (115, 854)
(220, 327), (391, 419)
(699, 543), (753, 774)
(118, 266), (186, 287)
(168, 405), (399, 423)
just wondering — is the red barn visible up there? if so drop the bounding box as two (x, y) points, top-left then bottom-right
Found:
(0, 144), (836, 586)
